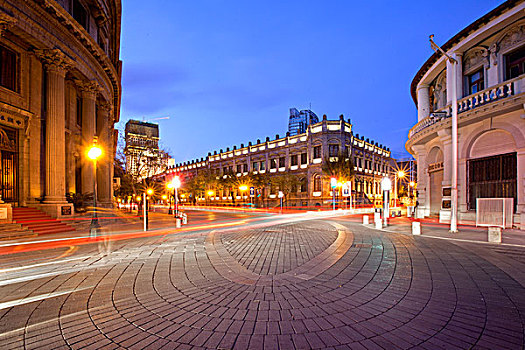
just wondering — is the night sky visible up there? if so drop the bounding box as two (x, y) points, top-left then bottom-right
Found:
(118, 0), (503, 162)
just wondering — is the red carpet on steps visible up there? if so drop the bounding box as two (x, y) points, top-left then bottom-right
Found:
(12, 207), (75, 235)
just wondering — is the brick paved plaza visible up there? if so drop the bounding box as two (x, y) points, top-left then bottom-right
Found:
(1, 213), (525, 349)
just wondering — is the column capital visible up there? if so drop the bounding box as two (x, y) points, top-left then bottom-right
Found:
(98, 100), (113, 114)
(34, 49), (74, 77)
(75, 80), (100, 100)
(417, 83), (430, 90)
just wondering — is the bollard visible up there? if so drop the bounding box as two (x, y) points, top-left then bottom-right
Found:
(412, 221), (421, 235)
(375, 219), (382, 230)
(488, 226), (502, 243)
(374, 211), (381, 224)
(175, 218), (182, 228)
(363, 215), (369, 225)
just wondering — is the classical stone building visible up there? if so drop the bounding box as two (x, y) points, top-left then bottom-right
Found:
(159, 114), (395, 208)
(0, 0), (121, 217)
(406, 0), (525, 227)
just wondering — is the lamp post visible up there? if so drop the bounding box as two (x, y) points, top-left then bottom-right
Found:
(87, 142), (102, 236)
(207, 190), (215, 206)
(430, 35), (458, 233)
(144, 188), (153, 231)
(239, 185), (248, 207)
(173, 176), (181, 217)
(396, 170), (405, 207)
(167, 182), (174, 214)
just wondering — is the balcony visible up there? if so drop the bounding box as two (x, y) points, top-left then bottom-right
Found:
(408, 77), (524, 140)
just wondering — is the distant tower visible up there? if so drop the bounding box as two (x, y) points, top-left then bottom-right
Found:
(288, 108), (319, 135)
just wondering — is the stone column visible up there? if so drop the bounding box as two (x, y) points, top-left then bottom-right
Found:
(36, 50), (72, 204)
(417, 84), (430, 122)
(413, 145), (429, 218)
(77, 80), (99, 195)
(516, 148), (525, 229)
(97, 102), (114, 206)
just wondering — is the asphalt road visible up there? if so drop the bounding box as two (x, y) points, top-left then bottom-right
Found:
(0, 210), (524, 349)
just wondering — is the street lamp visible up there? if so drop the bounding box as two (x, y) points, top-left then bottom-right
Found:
(87, 142), (102, 236)
(143, 188), (153, 231)
(207, 190), (215, 206)
(430, 34), (458, 233)
(395, 170), (406, 207)
(167, 182), (174, 214)
(239, 184), (248, 207)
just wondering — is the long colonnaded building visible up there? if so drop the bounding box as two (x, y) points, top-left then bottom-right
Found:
(406, 0), (525, 227)
(0, 0), (121, 218)
(159, 114), (395, 208)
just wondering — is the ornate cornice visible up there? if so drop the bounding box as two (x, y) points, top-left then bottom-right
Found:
(0, 10), (17, 36)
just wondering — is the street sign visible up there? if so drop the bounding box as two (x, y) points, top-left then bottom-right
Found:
(330, 177), (337, 189)
(250, 187), (255, 197)
(342, 182), (351, 197)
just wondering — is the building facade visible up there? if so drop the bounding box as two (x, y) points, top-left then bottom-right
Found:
(0, 0), (121, 217)
(160, 115), (394, 208)
(125, 120), (169, 180)
(406, 0), (525, 227)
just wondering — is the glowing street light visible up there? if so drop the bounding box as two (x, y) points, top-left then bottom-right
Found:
(207, 190), (215, 196)
(87, 141), (102, 236)
(395, 170), (406, 207)
(330, 177), (337, 210)
(381, 177), (392, 227)
(172, 176), (181, 217)
(239, 185), (248, 207)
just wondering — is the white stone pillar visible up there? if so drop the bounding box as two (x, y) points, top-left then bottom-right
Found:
(37, 50), (72, 204)
(455, 53), (463, 99)
(516, 148), (525, 226)
(413, 145), (429, 218)
(97, 102), (114, 206)
(417, 84), (430, 122)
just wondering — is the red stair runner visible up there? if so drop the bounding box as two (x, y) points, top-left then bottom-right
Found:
(12, 207), (75, 235)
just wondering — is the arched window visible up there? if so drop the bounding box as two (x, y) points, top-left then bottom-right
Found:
(313, 175), (322, 192)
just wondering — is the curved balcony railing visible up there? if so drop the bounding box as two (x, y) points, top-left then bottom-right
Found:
(409, 77), (524, 139)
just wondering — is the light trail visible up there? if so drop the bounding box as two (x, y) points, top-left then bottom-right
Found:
(0, 286), (92, 310)
(0, 256), (86, 274)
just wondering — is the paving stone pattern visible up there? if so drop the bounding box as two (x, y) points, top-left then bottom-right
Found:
(0, 219), (524, 349)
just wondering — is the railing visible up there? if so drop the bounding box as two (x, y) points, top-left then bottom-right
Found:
(408, 77), (522, 140)
(408, 112), (449, 138)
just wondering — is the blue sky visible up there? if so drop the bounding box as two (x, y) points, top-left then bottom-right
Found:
(118, 0), (503, 162)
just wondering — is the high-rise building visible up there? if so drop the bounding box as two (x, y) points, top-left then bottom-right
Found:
(125, 120), (168, 180)
(0, 0), (122, 218)
(288, 108), (319, 136)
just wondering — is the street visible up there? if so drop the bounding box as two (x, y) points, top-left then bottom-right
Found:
(0, 210), (524, 349)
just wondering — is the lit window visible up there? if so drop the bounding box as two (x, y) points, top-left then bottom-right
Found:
(0, 45), (18, 92)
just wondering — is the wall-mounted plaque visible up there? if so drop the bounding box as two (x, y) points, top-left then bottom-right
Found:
(442, 187), (451, 197)
(61, 206), (72, 216)
(442, 200), (451, 209)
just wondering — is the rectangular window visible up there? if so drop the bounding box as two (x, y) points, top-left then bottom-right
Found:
(243, 164), (248, 172)
(505, 46), (525, 80)
(236, 164), (241, 173)
(329, 144), (339, 157)
(301, 153), (307, 165)
(291, 154), (298, 166)
(0, 45), (18, 92)
(260, 161), (266, 171)
(72, 0), (89, 30)
(252, 162), (259, 171)
(467, 69), (484, 95)
(223, 167), (227, 175)
(313, 146), (321, 159)
(314, 176), (322, 192)
(76, 96), (82, 126)
(468, 152), (517, 211)
(228, 165), (233, 173)
(279, 157), (285, 168)
(270, 159), (277, 169)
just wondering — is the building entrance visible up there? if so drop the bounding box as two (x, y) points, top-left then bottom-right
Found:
(0, 126), (18, 204)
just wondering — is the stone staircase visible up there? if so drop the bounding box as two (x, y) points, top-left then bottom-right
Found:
(0, 223), (34, 240)
(12, 207), (75, 235)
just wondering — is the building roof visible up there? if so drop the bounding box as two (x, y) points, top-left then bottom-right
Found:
(410, 0), (521, 106)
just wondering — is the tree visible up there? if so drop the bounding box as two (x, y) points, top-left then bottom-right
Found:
(270, 173), (302, 206)
(321, 151), (355, 183)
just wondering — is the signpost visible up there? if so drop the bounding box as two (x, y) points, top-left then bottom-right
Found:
(278, 191), (284, 212)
